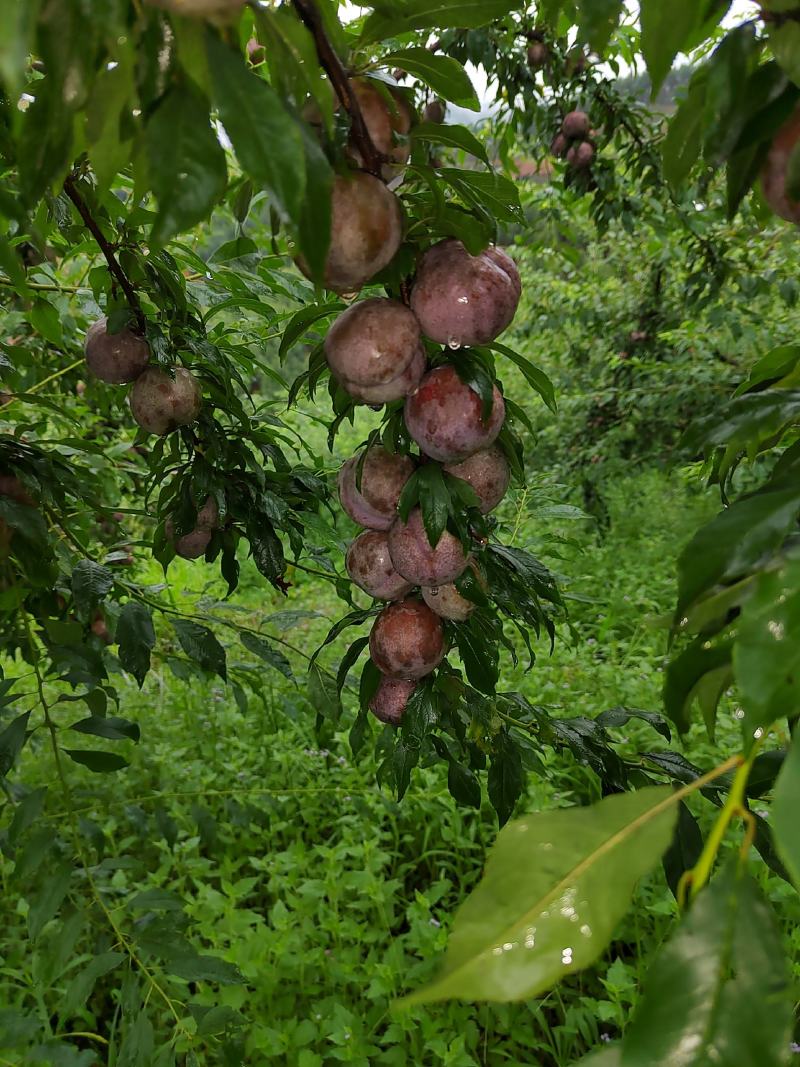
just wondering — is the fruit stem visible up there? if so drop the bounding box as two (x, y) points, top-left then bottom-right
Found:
(63, 172), (147, 334)
(291, 0), (385, 177)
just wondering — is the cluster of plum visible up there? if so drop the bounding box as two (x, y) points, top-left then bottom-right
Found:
(82, 320), (216, 559)
(322, 233), (521, 726)
(551, 110), (596, 173)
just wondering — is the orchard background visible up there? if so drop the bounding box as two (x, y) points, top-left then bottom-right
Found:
(2, 0), (800, 1064)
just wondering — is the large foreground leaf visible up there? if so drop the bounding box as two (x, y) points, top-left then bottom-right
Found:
(621, 868), (792, 1067)
(398, 787), (677, 1004)
(773, 734), (800, 888)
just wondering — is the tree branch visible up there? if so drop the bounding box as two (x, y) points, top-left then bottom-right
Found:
(62, 173), (146, 333)
(291, 0), (385, 177)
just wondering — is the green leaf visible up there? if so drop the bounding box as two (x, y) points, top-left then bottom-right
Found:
(71, 560), (113, 617)
(27, 861), (73, 939)
(239, 632), (294, 680)
(575, 0), (624, 53)
(116, 603), (155, 688)
(489, 342), (557, 413)
(455, 615), (500, 695)
(297, 125), (333, 284)
(640, 0), (703, 97)
(773, 734), (800, 888)
(64, 749), (129, 773)
(62, 951), (126, 1019)
(487, 732), (524, 827)
(734, 559), (800, 749)
(360, 0), (521, 44)
(621, 868), (792, 1067)
(411, 122), (489, 164)
(69, 716), (140, 743)
(145, 84), (228, 245)
(279, 302), (342, 361)
(417, 464), (450, 547)
(399, 786), (677, 1005)
(382, 49), (479, 110)
(29, 298), (63, 345)
(677, 487), (800, 613)
(207, 31), (306, 227)
(448, 760), (482, 809)
(663, 638), (732, 735)
(162, 949), (243, 985)
(172, 619), (227, 680)
(0, 710), (31, 779)
(308, 661), (342, 721)
(596, 707), (671, 742)
(662, 801), (704, 899)
(440, 168), (524, 226)
(663, 71), (708, 187)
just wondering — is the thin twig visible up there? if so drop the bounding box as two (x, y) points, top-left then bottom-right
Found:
(291, 0), (385, 176)
(62, 174), (146, 333)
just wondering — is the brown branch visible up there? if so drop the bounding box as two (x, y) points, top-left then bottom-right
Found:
(63, 173), (146, 334)
(291, 0), (385, 177)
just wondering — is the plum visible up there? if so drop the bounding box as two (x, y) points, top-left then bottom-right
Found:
(404, 365), (505, 463)
(166, 495), (219, 560)
(342, 343), (426, 405)
(422, 99), (446, 124)
(388, 507), (469, 586)
(551, 133), (569, 158)
(346, 530), (412, 600)
(422, 580), (475, 621)
(369, 598), (445, 680)
(410, 238), (521, 347)
(0, 474), (35, 507)
(84, 318), (150, 384)
(339, 447), (415, 530)
(326, 298), (420, 389)
(761, 107), (800, 224)
(129, 367), (202, 436)
(351, 78), (413, 173)
(527, 41), (548, 69)
(562, 110), (591, 140)
(567, 141), (595, 170)
(444, 444), (510, 514)
(369, 676), (417, 725)
(297, 172), (403, 294)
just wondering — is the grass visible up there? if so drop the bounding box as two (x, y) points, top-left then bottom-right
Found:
(1, 461), (741, 1067)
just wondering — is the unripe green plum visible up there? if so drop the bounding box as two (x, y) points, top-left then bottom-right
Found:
(761, 107), (800, 224)
(297, 173), (403, 294)
(369, 676), (417, 724)
(338, 447), (415, 530)
(388, 507), (470, 586)
(129, 367), (202, 436)
(84, 318), (150, 385)
(444, 444), (510, 514)
(369, 598), (445, 680)
(410, 239), (521, 347)
(404, 365), (505, 463)
(346, 530), (412, 600)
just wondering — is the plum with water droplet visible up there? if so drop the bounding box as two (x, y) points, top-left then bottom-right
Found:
(369, 676), (417, 724)
(129, 366), (202, 436)
(388, 507), (470, 586)
(410, 238), (521, 348)
(404, 365), (505, 463)
(444, 444), (510, 514)
(761, 106), (800, 224)
(339, 447), (415, 530)
(326, 298), (424, 403)
(84, 318), (150, 384)
(422, 565), (484, 621)
(296, 172), (403, 294)
(346, 530), (413, 600)
(369, 598), (446, 680)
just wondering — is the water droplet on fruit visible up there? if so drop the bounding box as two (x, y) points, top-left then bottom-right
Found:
(429, 587), (439, 596)
(447, 336), (461, 350)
